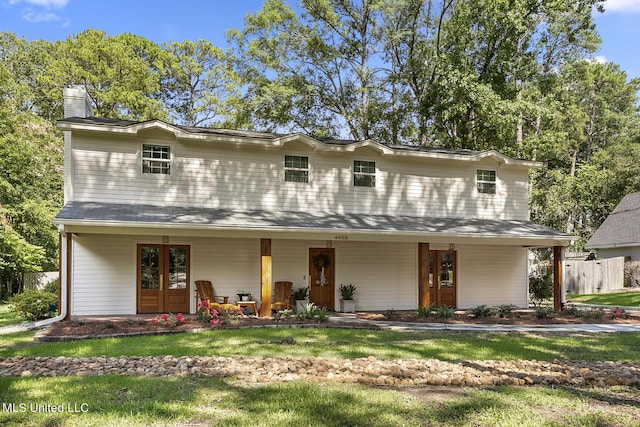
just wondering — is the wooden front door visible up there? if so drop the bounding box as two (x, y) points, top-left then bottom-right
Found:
(429, 250), (456, 307)
(137, 244), (190, 313)
(308, 248), (335, 310)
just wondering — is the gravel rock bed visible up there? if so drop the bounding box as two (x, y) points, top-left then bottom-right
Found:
(2, 355), (639, 387)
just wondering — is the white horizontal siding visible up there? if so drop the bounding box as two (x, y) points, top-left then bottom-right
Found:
(336, 242), (417, 311)
(71, 234), (137, 315)
(69, 234), (529, 315)
(457, 245), (528, 308)
(190, 237), (260, 303)
(71, 133), (530, 219)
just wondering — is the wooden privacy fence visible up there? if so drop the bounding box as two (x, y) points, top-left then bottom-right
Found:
(23, 272), (58, 291)
(564, 256), (625, 294)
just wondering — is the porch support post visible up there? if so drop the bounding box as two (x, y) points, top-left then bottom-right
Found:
(418, 243), (430, 307)
(553, 246), (563, 312)
(259, 239), (272, 317)
(64, 233), (72, 320)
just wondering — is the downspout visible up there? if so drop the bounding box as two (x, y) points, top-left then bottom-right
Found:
(34, 229), (69, 327)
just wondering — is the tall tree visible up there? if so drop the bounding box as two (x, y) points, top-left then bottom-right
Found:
(229, 0), (604, 147)
(32, 29), (169, 121)
(529, 61), (640, 246)
(228, 0), (389, 139)
(161, 40), (241, 127)
(0, 102), (62, 297)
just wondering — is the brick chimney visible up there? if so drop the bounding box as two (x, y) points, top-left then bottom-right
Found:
(63, 86), (93, 118)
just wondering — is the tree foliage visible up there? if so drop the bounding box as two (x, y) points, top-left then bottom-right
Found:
(33, 29), (169, 121)
(161, 39), (241, 127)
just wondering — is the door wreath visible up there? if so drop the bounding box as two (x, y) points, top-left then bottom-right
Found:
(312, 252), (331, 271)
(312, 252), (330, 286)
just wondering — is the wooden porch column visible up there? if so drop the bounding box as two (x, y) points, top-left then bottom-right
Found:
(553, 246), (563, 311)
(418, 243), (430, 307)
(259, 239), (272, 317)
(65, 233), (72, 320)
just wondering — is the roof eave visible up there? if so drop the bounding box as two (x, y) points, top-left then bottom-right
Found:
(55, 218), (574, 246)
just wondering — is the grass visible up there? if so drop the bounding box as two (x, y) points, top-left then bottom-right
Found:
(0, 304), (21, 328)
(3, 328), (640, 361)
(2, 328), (640, 425)
(1, 375), (639, 426)
(567, 291), (640, 307)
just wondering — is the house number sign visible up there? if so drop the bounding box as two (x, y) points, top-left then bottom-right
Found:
(333, 235), (348, 240)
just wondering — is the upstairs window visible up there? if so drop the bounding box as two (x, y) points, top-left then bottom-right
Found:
(142, 144), (171, 175)
(284, 155), (309, 183)
(476, 169), (496, 194)
(354, 160), (376, 187)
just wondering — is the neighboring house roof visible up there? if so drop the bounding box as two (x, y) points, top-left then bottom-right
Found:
(57, 117), (542, 167)
(54, 201), (573, 246)
(585, 192), (640, 250)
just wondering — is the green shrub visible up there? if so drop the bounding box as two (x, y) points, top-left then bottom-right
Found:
(469, 305), (493, 318)
(576, 307), (605, 319)
(416, 303), (436, 318)
(495, 304), (516, 318)
(42, 279), (59, 295)
(295, 303), (328, 322)
(9, 290), (58, 321)
(563, 304), (580, 316)
(435, 305), (454, 318)
(529, 271), (553, 307)
(535, 306), (557, 319)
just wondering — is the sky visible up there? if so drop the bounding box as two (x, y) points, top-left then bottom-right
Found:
(1, 0), (639, 80)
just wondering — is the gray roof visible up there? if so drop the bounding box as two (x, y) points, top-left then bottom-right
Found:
(57, 117), (498, 158)
(585, 192), (640, 249)
(54, 201), (572, 244)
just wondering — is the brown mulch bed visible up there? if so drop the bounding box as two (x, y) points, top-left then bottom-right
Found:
(41, 315), (370, 340)
(360, 309), (640, 325)
(39, 308), (640, 340)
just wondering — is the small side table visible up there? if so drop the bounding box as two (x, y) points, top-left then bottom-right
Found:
(235, 300), (259, 316)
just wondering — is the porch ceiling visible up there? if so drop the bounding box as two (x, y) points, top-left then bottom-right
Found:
(54, 201), (574, 246)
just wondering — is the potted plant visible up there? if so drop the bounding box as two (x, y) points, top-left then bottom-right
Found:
(292, 286), (309, 311)
(339, 283), (357, 313)
(236, 290), (252, 301)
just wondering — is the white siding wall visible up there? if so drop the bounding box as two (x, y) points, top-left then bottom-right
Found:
(190, 237), (260, 302)
(457, 244), (528, 308)
(272, 240), (418, 311)
(71, 133), (530, 219)
(70, 234), (528, 316)
(71, 234), (137, 315)
(336, 242), (417, 311)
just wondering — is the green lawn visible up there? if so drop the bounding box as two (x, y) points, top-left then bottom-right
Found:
(3, 328), (640, 361)
(567, 291), (640, 307)
(0, 304), (21, 328)
(1, 375), (640, 426)
(2, 328), (640, 426)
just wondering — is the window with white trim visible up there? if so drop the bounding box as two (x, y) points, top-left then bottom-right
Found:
(476, 169), (496, 194)
(142, 144), (171, 175)
(354, 160), (376, 187)
(284, 155), (309, 183)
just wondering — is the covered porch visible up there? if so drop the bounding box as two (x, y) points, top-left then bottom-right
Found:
(54, 201), (574, 318)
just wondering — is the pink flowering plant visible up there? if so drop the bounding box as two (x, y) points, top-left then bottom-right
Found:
(150, 312), (186, 327)
(197, 299), (245, 326)
(611, 307), (630, 320)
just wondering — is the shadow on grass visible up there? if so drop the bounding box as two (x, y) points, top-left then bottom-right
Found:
(3, 329), (640, 363)
(0, 375), (508, 426)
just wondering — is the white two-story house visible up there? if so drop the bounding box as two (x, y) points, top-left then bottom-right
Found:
(54, 87), (572, 317)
